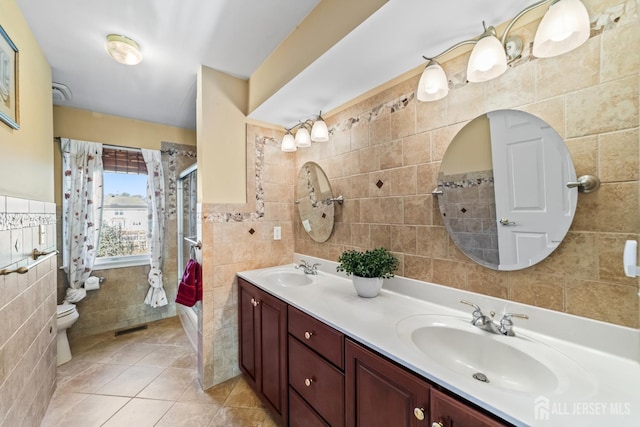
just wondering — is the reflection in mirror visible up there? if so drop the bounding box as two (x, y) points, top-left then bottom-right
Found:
(436, 110), (577, 271)
(296, 162), (336, 242)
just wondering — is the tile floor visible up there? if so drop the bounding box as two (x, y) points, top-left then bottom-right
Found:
(42, 317), (277, 427)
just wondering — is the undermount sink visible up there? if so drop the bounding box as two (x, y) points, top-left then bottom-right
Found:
(257, 266), (318, 287)
(396, 314), (595, 397)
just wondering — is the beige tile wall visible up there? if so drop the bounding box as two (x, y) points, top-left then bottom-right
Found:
(294, 0), (640, 328)
(199, 125), (295, 388)
(0, 197), (57, 426)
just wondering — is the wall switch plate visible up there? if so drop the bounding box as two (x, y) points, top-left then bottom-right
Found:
(273, 226), (281, 240)
(39, 224), (46, 245)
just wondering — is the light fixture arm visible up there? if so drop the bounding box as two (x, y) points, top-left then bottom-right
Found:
(500, 0), (552, 46)
(422, 39), (477, 63)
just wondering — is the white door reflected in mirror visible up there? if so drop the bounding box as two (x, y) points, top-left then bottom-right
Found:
(436, 110), (577, 271)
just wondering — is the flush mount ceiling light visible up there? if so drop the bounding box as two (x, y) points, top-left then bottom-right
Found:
(105, 34), (143, 65)
(417, 0), (591, 101)
(280, 111), (329, 152)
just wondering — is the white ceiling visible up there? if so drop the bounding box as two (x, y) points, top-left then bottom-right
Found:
(16, 0), (538, 130)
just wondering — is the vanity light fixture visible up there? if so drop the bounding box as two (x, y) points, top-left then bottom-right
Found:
(281, 130), (297, 152)
(294, 122), (312, 148)
(105, 34), (143, 65)
(417, 0), (591, 101)
(532, 0), (591, 58)
(416, 59), (448, 102)
(280, 111), (330, 152)
(466, 23), (508, 83)
(310, 112), (329, 142)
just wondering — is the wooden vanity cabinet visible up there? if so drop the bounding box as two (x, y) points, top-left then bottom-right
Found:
(238, 278), (288, 426)
(345, 339), (429, 427)
(238, 277), (511, 427)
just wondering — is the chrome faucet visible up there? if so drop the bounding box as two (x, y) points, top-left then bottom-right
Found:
(460, 300), (528, 336)
(295, 259), (320, 275)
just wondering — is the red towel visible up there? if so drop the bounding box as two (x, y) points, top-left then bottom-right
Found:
(176, 259), (202, 307)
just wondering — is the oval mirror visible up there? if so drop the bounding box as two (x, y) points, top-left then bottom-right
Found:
(295, 162), (336, 243)
(436, 109), (577, 271)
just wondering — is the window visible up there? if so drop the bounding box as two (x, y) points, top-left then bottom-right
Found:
(95, 147), (150, 269)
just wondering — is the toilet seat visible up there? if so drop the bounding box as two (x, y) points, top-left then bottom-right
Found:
(57, 304), (76, 318)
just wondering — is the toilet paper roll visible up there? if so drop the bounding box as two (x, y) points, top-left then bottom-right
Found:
(85, 276), (100, 291)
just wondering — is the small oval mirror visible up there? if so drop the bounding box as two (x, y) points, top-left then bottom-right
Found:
(437, 109), (577, 270)
(295, 162), (336, 242)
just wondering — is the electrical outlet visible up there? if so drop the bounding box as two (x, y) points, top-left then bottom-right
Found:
(273, 226), (281, 240)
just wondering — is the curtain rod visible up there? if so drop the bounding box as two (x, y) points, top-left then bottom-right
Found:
(55, 137), (186, 155)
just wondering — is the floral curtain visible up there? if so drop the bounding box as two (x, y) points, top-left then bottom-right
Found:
(142, 148), (168, 307)
(61, 138), (104, 303)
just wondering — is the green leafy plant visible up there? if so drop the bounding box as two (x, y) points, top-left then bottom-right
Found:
(336, 247), (399, 279)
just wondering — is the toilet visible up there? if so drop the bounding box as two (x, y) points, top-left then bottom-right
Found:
(57, 303), (79, 366)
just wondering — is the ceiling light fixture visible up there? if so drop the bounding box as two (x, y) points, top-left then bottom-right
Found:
(417, 0), (591, 101)
(105, 34), (143, 65)
(280, 111), (330, 152)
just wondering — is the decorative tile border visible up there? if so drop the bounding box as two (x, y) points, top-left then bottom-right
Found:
(0, 213), (56, 231)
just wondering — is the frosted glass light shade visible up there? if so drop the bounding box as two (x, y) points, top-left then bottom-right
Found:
(417, 61), (448, 102)
(106, 34), (142, 65)
(281, 132), (297, 152)
(295, 126), (311, 147)
(467, 34), (507, 82)
(533, 0), (590, 58)
(311, 118), (329, 142)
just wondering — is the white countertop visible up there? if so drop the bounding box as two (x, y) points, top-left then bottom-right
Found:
(237, 254), (640, 427)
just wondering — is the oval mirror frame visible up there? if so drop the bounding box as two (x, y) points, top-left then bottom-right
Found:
(295, 162), (335, 243)
(436, 109), (577, 271)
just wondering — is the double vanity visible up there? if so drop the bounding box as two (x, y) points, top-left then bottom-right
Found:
(238, 255), (640, 427)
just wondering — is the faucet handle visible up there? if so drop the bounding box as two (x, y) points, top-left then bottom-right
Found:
(499, 312), (529, 336)
(460, 300), (483, 315)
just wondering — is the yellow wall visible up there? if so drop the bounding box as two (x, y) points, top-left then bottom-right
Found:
(0, 0), (53, 202)
(53, 106), (196, 149)
(52, 106), (196, 205)
(248, 0), (388, 114)
(197, 65), (247, 204)
(440, 114), (492, 175)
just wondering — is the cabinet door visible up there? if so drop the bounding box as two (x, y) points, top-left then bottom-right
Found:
(346, 340), (429, 427)
(238, 279), (259, 386)
(237, 278), (288, 426)
(259, 289), (288, 418)
(430, 389), (509, 427)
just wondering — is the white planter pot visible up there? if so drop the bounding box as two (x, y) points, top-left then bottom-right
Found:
(352, 276), (383, 298)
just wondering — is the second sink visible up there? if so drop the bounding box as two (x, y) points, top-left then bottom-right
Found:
(396, 314), (596, 397)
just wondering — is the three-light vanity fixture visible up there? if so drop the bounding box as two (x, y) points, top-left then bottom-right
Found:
(281, 111), (329, 152)
(417, 0), (591, 102)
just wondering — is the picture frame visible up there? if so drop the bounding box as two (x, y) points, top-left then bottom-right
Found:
(0, 24), (19, 130)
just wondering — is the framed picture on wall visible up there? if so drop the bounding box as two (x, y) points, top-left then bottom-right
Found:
(0, 24), (19, 130)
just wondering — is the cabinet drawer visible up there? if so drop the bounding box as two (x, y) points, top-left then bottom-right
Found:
(289, 387), (329, 427)
(289, 336), (344, 427)
(288, 305), (344, 369)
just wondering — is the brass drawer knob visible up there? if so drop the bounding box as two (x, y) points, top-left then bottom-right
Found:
(304, 331), (314, 340)
(413, 407), (425, 421)
(250, 298), (260, 307)
(431, 422), (444, 427)
(304, 378), (314, 387)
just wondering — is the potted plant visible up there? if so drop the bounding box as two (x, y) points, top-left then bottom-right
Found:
(336, 247), (399, 298)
